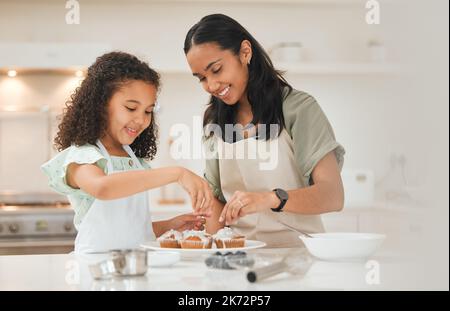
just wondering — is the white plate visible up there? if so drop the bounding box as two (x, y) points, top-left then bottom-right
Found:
(140, 240), (266, 254)
(299, 233), (386, 261)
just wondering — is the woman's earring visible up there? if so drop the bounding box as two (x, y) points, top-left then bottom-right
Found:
(247, 58), (251, 65)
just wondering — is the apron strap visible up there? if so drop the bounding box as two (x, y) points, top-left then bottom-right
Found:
(96, 139), (114, 173)
(123, 145), (144, 169)
(96, 140), (145, 173)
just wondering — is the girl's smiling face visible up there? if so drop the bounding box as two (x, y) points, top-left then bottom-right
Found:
(103, 80), (157, 150)
(186, 41), (252, 105)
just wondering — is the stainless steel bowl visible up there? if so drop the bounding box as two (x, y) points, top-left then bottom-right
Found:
(89, 255), (126, 280)
(112, 249), (148, 276)
(89, 249), (148, 279)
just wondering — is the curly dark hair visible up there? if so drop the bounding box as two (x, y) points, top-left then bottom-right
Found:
(54, 51), (160, 159)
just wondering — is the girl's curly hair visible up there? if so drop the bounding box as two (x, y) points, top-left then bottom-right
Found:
(54, 51), (160, 160)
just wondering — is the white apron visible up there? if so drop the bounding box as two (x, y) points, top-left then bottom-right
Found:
(74, 140), (156, 254)
(217, 129), (324, 248)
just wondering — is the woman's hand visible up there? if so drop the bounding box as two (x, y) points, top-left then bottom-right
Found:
(177, 168), (213, 216)
(166, 213), (206, 232)
(219, 191), (280, 225)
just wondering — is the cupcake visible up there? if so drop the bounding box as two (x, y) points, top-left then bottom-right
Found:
(213, 227), (246, 248)
(157, 229), (182, 248)
(180, 230), (213, 249)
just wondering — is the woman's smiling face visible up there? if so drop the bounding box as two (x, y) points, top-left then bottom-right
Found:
(186, 41), (252, 105)
(105, 80), (156, 147)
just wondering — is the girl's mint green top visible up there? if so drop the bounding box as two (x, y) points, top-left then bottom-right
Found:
(41, 144), (151, 230)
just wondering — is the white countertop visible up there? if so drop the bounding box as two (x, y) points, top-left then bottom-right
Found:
(0, 246), (427, 291)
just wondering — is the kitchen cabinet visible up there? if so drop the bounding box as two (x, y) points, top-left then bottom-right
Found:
(0, 112), (51, 192)
(321, 212), (359, 232)
(273, 62), (397, 76)
(324, 204), (426, 251)
(139, 61), (397, 76)
(0, 43), (110, 72)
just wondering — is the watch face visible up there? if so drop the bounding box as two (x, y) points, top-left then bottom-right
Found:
(276, 189), (288, 201)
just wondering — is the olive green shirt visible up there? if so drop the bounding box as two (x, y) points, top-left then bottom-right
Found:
(203, 88), (345, 202)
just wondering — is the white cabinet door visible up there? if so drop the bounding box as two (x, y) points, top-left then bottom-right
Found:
(321, 212), (359, 232)
(0, 113), (50, 192)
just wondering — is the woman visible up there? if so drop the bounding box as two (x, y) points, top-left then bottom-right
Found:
(184, 14), (345, 247)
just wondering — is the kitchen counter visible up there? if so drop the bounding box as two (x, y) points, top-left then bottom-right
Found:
(0, 246), (427, 290)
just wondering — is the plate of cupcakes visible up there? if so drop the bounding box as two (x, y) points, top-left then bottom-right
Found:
(140, 227), (266, 254)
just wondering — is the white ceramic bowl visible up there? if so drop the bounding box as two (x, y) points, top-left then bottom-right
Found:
(299, 233), (386, 261)
(147, 251), (180, 267)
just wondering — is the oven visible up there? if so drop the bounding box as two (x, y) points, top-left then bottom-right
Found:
(0, 192), (76, 255)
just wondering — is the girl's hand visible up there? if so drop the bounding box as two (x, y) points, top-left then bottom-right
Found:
(167, 213), (206, 232)
(177, 168), (213, 216)
(219, 191), (279, 225)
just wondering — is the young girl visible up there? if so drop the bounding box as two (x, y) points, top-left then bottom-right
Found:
(184, 14), (346, 247)
(42, 51), (213, 253)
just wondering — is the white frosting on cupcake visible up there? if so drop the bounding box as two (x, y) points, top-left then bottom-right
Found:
(157, 229), (182, 241)
(213, 227), (237, 241)
(182, 230), (211, 243)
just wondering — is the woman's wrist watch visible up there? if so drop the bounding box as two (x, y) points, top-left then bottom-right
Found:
(271, 188), (288, 212)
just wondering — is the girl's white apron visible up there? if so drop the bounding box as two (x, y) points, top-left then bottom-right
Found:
(74, 140), (155, 253)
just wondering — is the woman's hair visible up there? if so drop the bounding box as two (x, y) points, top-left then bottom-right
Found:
(184, 14), (292, 141)
(54, 51), (160, 159)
